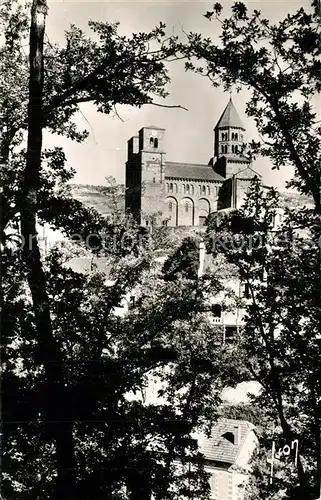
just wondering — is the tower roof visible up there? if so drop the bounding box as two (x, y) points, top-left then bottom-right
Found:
(215, 97), (245, 130)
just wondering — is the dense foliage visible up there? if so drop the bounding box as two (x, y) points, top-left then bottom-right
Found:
(183, 1), (321, 210)
(182, 2), (321, 497)
(0, 2), (233, 499)
(2, 1), (320, 499)
(205, 181), (320, 498)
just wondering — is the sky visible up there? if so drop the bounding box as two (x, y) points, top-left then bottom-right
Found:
(44, 0), (311, 190)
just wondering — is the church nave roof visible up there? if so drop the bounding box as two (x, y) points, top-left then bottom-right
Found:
(165, 161), (224, 182)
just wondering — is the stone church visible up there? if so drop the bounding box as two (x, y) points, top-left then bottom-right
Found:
(125, 97), (261, 226)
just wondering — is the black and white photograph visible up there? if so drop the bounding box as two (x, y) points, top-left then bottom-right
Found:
(1, 0), (320, 498)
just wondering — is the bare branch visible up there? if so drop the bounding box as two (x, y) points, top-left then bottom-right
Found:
(78, 107), (97, 144)
(165, 55), (186, 62)
(112, 105), (125, 122)
(147, 102), (188, 111)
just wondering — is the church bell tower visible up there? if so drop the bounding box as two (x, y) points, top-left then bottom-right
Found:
(213, 96), (249, 179)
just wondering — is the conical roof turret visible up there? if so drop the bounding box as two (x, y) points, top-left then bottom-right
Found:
(215, 97), (245, 130)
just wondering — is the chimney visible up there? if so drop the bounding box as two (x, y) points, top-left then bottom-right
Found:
(234, 424), (241, 446)
(198, 240), (206, 278)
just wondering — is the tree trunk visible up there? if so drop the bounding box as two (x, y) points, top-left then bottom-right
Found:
(21, 1), (76, 497)
(127, 483), (152, 500)
(272, 376), (314, 497)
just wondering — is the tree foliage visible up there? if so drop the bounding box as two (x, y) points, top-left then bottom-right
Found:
(183, 2), (321, 209)
(205, 180), (320, 498)
(181, 5), (321, 495)
(0, 1), (234, 499)
(1, 0), (178, 237)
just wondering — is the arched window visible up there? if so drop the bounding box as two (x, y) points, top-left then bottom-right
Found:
(199, 185), (202, 195)
(150, 137), (154, 146)
(235, 133), (238, 141)
(235, 145), (238, 154)
(175, 183), (178, 193)
(207, 186), (210, 195)
(231, 132), (234, 140)
(191, 185), (194, 195)
(169, 183), (173, 193)
(202, 185), (206, 195)
(185, 202), (189, 213)
(224, 145), (228, 154)
(168, 202), (173, 212)
(232, 145), (235, 153)
(154, 137), (158, 148)
(186, 184), (190, 194)
(221, 145), (224, 153)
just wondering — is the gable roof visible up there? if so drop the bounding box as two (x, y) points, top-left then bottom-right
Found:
(198, 418), (253, 465)
(165, 162), (224, 182)
(233, 166), (262, 179)
(215, 98), (245, 130)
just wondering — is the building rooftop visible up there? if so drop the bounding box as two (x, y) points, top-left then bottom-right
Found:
(64, 257), (113, 275)
(165, 162), (225, 182)
(233, 166), (262, 179)
(198, 418), (254, 465)
(139, 125), (165, 131)
(215, 98), (245, 130)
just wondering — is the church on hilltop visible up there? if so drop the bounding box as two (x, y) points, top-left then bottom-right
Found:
(125, 97), (261, 227)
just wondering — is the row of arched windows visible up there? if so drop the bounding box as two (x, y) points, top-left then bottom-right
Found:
(184, 184), (194, 195)
(167, 183), (196, 194)
(167, 183), (178, 193)
(200, 185), (210, 196)
(166, 183), (218, 196)
(220, 132), (243, 141)
(221, 145), (239, 154)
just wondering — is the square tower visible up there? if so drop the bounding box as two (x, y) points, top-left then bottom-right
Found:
(125, 126), (166, 226)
